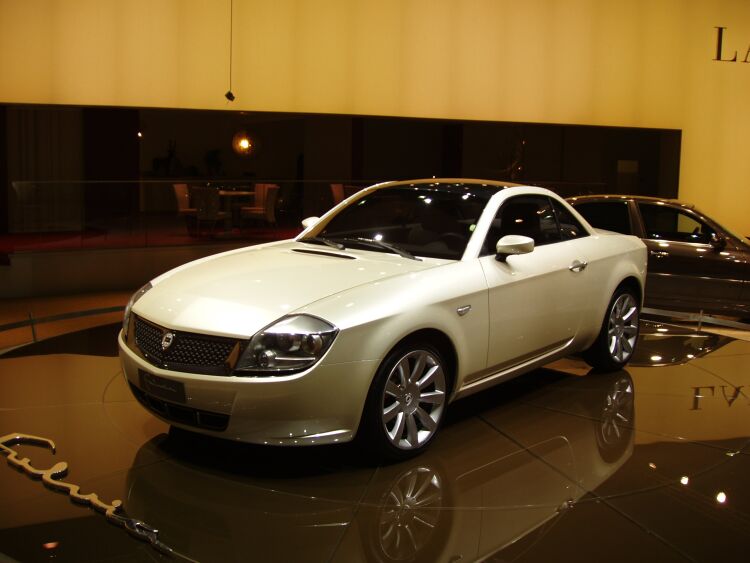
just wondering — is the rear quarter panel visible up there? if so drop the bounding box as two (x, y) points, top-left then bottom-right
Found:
(574, 230), (647, 350)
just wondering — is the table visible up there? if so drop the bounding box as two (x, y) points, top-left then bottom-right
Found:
(218, 190), (255, 227)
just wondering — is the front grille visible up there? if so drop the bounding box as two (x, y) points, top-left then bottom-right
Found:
(129, 382), (229, 431)
(133, 315), (240, 375)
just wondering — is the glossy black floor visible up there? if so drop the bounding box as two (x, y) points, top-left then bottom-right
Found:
(1, 321), (748, 562)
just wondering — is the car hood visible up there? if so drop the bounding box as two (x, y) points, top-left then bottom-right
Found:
(132, 240), (440, 337)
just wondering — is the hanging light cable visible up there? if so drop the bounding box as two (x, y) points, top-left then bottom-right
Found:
(225, 0), (235, 101)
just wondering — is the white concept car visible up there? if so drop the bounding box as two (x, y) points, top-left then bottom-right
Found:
(119, 179), (647, 459)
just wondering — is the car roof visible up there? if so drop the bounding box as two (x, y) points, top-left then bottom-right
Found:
(567, 194), (697, 211)
(374, 178), (522, 195)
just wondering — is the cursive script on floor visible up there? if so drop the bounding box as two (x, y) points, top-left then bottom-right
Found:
(0, 432), (178, 557)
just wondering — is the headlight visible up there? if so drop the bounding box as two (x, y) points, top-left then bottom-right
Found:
(122, 282), (152, 340)
(235, 315), (338, 375)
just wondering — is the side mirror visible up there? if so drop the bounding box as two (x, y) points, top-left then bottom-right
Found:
(709, 232), (727, 250)
(495, 235), (534, 262)
(301, 216), (320, 229)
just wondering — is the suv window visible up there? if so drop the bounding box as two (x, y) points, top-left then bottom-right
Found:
(638, 203), (716, 244)
(482, 195), (560, 255)
(573, 201), (632, 235)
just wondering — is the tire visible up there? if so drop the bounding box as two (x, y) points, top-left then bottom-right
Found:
(361, 342), (449, 461)
(593, 373), (635, 463)
(584, 286), (640, 372)
(361, 464), (450, 562)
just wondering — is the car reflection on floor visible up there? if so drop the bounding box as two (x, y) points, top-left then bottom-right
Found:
(122, 369), (633, 562)
(1, 321), (749, 562)
(630, 321), (735, 367)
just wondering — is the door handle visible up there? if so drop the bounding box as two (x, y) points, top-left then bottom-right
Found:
(649, 250), (668, 258)
(569, 260), (588, 273)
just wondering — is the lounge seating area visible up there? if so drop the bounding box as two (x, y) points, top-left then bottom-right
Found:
(1, 180), (370, 259)
(172, 182), (281, 236)
(170, 182), (362, 237)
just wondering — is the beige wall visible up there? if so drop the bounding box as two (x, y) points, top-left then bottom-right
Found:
(1, 0), (749, 233)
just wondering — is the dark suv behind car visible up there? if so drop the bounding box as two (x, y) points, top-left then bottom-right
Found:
(569, 195), (750, 316)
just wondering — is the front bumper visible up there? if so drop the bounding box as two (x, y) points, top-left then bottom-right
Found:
(118, 330), (378, 445)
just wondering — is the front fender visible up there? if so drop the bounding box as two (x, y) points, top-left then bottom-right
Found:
(301, 260), (489, 394)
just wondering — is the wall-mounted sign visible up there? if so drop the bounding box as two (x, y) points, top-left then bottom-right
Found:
(713, 26), (750, 63)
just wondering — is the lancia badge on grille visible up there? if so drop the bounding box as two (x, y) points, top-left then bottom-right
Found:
(161, 332), (175, 351)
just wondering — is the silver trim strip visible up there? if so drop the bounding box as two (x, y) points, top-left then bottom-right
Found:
(455, 338), (573, 399)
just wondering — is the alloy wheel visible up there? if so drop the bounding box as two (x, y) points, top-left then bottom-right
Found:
(599, 377), (634, 446)
(378, 466), (442, 560)
(381, 350), (446, 450)
(607, 293), (639, 363)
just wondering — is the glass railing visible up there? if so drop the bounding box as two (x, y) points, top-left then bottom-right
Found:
(3, 179), (371, 254)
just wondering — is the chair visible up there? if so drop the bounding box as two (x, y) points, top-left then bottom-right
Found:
(172, 183), (198, 235)
(331, 184), (360, 206)
(191, 186), (229, 236)
(172, 183), (196, 216)
(239, 183), (274, 215)
(330, 183), (345, 206)
(343, 184), (360, 198)
(241, 184), (280, 225)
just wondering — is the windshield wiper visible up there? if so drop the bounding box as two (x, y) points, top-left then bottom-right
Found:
(338, 237), (421, 261)
(301, 236), (346, 250)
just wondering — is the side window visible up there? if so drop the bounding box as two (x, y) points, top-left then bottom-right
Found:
(638, 203), (715, 244)
(551, 199), (588, 240)
(482, 195), (560, 255)
(573, 201), (632, 235)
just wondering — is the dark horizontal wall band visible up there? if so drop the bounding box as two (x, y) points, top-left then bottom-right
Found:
(0, 305), (124, 333)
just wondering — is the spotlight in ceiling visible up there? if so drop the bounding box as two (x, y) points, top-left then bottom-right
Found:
(225, 90), (235, 102)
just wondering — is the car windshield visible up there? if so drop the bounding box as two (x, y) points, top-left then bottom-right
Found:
(701, 212), (748, 246)
(302, 185), (496, 260)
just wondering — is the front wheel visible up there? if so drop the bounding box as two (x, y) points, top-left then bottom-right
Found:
(584, 287), (640, 372)
(361, 343), (448, 461)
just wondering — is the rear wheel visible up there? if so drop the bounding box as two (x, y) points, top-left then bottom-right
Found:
(594, 373), (635, 462)
(361, 342), (448, 461)
(584, 287), (640, 371)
